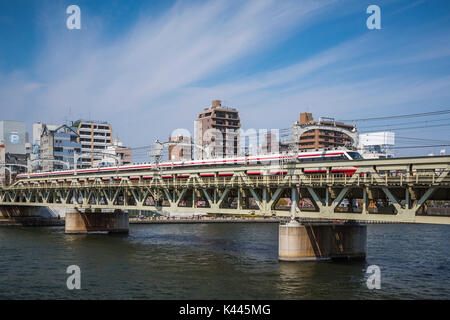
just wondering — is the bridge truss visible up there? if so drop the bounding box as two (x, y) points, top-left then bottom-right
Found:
(1, 156), (449, 224)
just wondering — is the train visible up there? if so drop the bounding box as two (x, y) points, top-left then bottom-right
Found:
(15, 148), (363, 180)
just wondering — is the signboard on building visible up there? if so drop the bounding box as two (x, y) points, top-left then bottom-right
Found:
(9, 133), (20, 144)
(0, 121), (26, 155)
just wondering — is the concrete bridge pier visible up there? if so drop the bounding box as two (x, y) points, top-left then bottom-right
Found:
(278, 221), (366, 261)
(65, 209), (129, 234)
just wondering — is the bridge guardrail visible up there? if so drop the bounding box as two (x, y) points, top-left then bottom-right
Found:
(6, 172), (450, 189)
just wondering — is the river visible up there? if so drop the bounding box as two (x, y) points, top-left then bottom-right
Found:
(0, 223), (448, 299)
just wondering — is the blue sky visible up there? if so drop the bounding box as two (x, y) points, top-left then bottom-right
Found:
(0, 0), (450, 159)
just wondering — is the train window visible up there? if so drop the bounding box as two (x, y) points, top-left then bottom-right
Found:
(324, 156), (343, 161)
(347, 152), (363, 160)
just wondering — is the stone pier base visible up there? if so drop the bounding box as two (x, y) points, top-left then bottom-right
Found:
(279, 221), (366, 261)
(65, 210), (129, 234)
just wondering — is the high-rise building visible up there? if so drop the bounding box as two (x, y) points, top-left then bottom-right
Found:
(292, 113), (357, 150)
(40, 124), (82, 171)
(195, 100), (240, 159)
(71, 120), (113, 168)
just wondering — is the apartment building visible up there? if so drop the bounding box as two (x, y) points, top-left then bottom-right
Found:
(40, 124), (81, 171)
(293, 112), (357, 150)
(71, 120), (113, 168)
(194, 100), (241, 159)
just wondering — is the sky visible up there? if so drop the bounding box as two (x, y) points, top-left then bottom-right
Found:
(0, 0), (450, 160)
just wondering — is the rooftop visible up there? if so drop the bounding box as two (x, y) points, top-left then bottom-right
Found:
(72, 119), (109, 126)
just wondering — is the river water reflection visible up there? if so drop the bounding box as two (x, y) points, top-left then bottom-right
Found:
(0, 223), (448, 299)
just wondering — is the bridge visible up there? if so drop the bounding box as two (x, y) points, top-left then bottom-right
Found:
(1, 155), (449, 222)
(1, 155), (449, 261)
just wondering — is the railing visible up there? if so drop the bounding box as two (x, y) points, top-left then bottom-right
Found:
(10, 172), (450, 190)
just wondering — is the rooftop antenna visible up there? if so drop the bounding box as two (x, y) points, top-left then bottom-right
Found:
(63, 109), (68, 126)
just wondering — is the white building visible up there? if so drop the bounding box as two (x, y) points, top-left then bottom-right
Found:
(31, 122), (59, 166)
(33, 122), (59, 146)
(358, 131), (395, 159)
(71, 120), (113, 168)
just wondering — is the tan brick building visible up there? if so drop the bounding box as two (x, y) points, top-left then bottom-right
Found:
(295, 112), (356, 150)
(195, 100), (241, 159)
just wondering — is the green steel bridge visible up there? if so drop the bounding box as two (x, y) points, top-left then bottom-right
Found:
(1, 155), (450, 225)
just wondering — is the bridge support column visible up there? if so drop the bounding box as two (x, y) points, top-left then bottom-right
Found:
(290, 187), (298, 220)
(278, 222), (366, 261)
(65, 209), (129, 234)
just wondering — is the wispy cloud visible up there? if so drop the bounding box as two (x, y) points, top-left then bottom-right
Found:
(0, 0), (449, 157)
(0, 0), (333, 129)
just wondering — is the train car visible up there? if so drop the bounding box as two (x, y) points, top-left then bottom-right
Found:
(15, 149), (363, 180)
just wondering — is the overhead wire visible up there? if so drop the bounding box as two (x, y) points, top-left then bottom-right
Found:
(127, 109), (450, 161)
(338, 109), (450, 122)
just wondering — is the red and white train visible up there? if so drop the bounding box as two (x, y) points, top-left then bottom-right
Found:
(16, 149), (363, 180)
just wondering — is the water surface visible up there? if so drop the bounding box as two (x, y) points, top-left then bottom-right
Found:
(0, 223), (448, 299)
